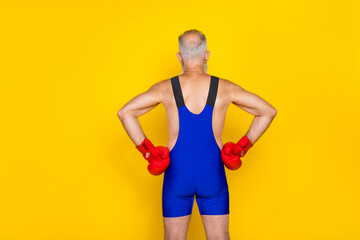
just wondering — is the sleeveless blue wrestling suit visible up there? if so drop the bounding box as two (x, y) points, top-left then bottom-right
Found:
(162, 75), (229, 217)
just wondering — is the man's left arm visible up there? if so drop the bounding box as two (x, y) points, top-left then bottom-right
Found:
(117, 82), (162, 146)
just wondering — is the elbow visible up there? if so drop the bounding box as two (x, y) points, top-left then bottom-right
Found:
(270, 108), (277, 118)
(117, 108), (128, 121)
(262, 107), (277, 118)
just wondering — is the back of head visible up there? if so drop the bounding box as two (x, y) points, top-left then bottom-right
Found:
(178, 29), (207, 63)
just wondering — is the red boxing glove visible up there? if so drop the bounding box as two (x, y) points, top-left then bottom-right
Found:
(237, 135), (253, 157)
(136, 138), (170, 176)
(221, 135), (253, 170)
(221, 142), (242, 170)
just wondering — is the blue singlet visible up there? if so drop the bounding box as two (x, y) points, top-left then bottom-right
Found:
(162, 75), (230, 218)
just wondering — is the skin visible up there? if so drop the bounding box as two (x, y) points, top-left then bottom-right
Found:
(118, 33), (277, 240)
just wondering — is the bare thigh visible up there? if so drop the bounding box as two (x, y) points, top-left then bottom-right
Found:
(163, 214), (192, 240)
(201, 214), (230, 240)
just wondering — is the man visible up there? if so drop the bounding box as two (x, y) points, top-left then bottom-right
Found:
(117, 29), (277, 240)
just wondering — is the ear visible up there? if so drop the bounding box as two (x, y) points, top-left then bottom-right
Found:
(176, 52), (183, 63)
(204, 50), (210, 62)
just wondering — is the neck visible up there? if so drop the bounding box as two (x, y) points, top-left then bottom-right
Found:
(181, 62), (208, 74)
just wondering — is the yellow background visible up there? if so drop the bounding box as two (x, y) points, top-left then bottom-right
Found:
(1, 0), (359, 239)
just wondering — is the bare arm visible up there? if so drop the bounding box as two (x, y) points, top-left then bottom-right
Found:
(230, 82), (277, 145)
(117, 82), (163, 146)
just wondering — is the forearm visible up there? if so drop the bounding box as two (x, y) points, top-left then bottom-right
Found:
(118, 114), (146, 146)
(118, 110), (170, 176)
(245, 113), (276, 145)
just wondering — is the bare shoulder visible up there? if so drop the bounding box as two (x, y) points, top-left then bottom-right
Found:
(219, 77), (245, 92)
(148, 78), (169, 90)
(147, 78), (172, 103)
(218, 77), (246, 102)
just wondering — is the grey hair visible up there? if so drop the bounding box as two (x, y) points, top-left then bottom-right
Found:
(178, 29), (207, 62)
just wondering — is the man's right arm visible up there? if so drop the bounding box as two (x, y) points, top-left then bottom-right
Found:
(117, 82), (163, 146)
(229, 81), (277, 145)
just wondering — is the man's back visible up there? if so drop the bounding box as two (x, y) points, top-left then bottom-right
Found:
(158, 73), (233, 150)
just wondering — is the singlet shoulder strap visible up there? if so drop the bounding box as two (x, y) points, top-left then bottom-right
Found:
(206, 75), (219, 107)
(170, 76), (185, 109)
